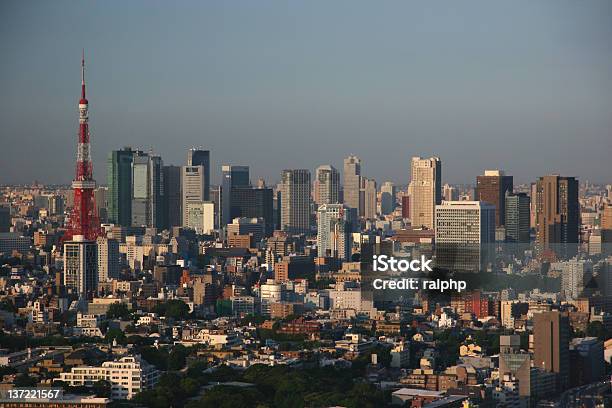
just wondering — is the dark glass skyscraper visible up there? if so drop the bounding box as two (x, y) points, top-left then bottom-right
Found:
(163, 165), (182, 229)
(107, 147), (135, 227)
(505, 192), (530, 243)
(132, 152), (165, 228)
(221, 165), (250, 226)
(230, 186), (274, 236)
(280, 169), (311, 235)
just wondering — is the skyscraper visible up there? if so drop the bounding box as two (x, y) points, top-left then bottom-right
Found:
(187, 148), (210, 196)
(64, 235), (97, 297)
(533, 311), (570, 391)
(107, 147), (135, 227)
(230, 186), (274, 236)
(0, 206), (10, 233)
(435, 201), (495, 272)
(380, 181), (396, 215)
(476, 170), (513, 227)
(315, 165), (340, 205)
(535, 175), (579, 258)
(505, 192), (530, 243)
(361, 177), (377, 219)
(317, 203), (353, 260)
(498, 335), (531, 400)
(221, 165), (250, 226)
(185, 201), (215, 234)
(163, 165), (181, 229)
(182, 164), (207, 226)
(97, 237), (120, 283)
(602, 204), (612, 246)
(343, 155), (361, 214)
(131, 152), (165, 228)
(443, 183), (459, 202)
(280, 169), (311, 235)
(409, 157), (441, 230)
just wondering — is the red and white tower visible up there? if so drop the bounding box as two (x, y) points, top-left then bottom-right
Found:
(64, 51), (101, 241)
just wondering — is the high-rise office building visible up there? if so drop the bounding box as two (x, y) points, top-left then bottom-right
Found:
(94, 186), (108, 223)
(409, 157), (441, 230)
(230, 186), (274, 236)
(187, 148), (210, 197)
(280, 169), (311, 235)
(0, 206), (10, 232)
(535, 175), (579, 258)
(401, 195), (410, 219)
(558, 259), (593, 300)
(361, 177), (377, 219)
(498, 335), (532, 400)
(533, 311), (570, 391)
(182, 164), (208, 226)
(227, 217), (266, 245)
(317, 203), (353, 260)
(443, 184), (459, 202)
(380, 181), (396, 215)
(107, 147), (135, 226)
(221, 165), (250, 226)
(476, 170), (513, 227)
(163, 165), (181, 229)
(131, 152), (165, 228)
(315, 165), (340, 205)
(343, 155), (361, 214)
(48, 195), (65, 216)
(505, 192), (530, 243)
(210, 185), (222, 229)
(185, 201), (215, 234)
(601, 204), (612, 245)
(63, 236), (97, 297)
(435, 201), (495, 272)
(97, 237), (120, 283)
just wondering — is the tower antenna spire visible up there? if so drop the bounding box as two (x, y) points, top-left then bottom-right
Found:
(81, 49), (86, 99)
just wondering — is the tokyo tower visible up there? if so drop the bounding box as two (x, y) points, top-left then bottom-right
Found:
(64, 51), (101, 241)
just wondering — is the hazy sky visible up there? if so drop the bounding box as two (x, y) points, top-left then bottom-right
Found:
(1, 1), (611, 186)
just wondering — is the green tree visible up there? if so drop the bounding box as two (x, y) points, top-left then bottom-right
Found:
(106, 303), (131, 320)
(93, 380), (111, 397)
(105, 328), (127, 345)
(156, 299), (190, 320)
(14, 373), (37, 387)
(168, 345), (189, 370)
(586, 321), (609, 341)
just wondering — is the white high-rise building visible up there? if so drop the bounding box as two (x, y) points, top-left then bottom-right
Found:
(435, 201), (495, 272)
(64, 235), (97, 297)
(409, 157), (442, 230)
(315, 165), (340, 205)
(182, 165), (208, 226)
(185, 201), (215, 234)
(553, 259), (593, 300)
(260, 279), (283, 316)
(97, 237), (120, 283)
(317, 203), (353, 260)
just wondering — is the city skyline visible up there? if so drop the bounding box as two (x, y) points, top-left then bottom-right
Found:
(1, 1), (612, 185)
